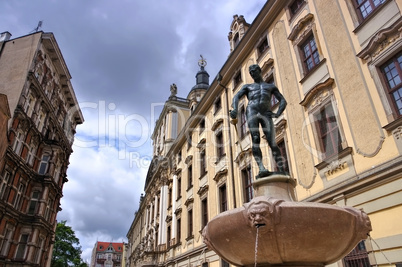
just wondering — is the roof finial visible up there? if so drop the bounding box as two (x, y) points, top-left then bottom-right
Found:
(198, 55), (207, 68)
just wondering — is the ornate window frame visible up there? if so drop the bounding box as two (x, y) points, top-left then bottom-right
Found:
(288, 14), (325, 79)
(232, 69), (243, 90)
(255, 32), (270, 61)
(300, 78), (348, 162)
(357, 17), (402, 130)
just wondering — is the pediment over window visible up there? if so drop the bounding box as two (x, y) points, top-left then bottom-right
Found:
(288, 13), (315, 42)
(234, 147), (252, 163)
(197, 138), (206, 149)
(197, 185), (209, 196)
(300, 78), (334, 108)
(213, 168), (227, 183)
(184, 197), (194, 207)
(357, 17), (402, 61)
(275, 119), (287, 141)
(174, 168), (182, 175)
(211, 118), (224, 131)
(185, 155), (193, 165)
(261, 58), (274, 77)
(174, 208), (182, 215)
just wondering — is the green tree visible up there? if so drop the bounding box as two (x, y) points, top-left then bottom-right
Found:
(51, 220), (88, 267)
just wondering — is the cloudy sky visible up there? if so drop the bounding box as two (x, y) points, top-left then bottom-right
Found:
(0, 0), (266, 262)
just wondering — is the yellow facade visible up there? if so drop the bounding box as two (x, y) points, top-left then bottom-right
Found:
(127, 1), (402, 266)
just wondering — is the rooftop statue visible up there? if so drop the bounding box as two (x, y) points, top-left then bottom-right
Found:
(230, 64), (287, 178)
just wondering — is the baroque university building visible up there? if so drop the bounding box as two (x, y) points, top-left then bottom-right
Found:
(0, 31), (83, 266)
(127, 0), (402, 266)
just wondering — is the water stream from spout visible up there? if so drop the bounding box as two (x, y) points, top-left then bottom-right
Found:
(254, 227), (259, 267)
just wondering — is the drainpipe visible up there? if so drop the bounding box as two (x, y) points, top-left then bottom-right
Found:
(218, 74), (237, 209)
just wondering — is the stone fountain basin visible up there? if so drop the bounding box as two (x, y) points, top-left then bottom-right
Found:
(203, 196), (371, 266)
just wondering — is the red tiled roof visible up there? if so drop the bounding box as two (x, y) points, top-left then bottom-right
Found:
(96, 241), (124, 252)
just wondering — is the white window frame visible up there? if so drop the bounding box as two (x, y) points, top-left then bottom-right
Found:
(26, 144), (37, 166)
(24, 94), (35, 117)
(13, 183), (26, 209)
(0, 171), (11, 200)
(38, 153), (50, 175)
(44, 197), (54, 221)
(12, 131), (24, 155)
(0, 227), (14, 256)
(27, 190), (41, 215)
(15, 233), (29, 259)
(33, 235), (45, 264)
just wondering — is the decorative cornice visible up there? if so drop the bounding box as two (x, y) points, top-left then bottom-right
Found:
(211, 118), (224, 131)
(383, 116), (402, 132)
(275, 119), (287, 140)
(300, 78), (334, 107)
(197, 138), (206, 149)
(184, 197), (194, 207)
(197, 185), (209, 196)
(288, 13), (315, 41)
(185, 155), (193, 165)
(315, 147), (353, 170)
(234, 147), (252, 163)
(213, 168), (227, 182)
(174, 208), (182, 215)
(261, 58), (274, 74)
(174, 168), (182, 175)
(357, 17), (402, 60)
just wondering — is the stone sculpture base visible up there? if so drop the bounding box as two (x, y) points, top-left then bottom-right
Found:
(202, 174), (371, 267)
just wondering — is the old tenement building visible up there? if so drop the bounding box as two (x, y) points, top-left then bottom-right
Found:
(90, 241), (126, 267)
(127, 0), (402, 266)
(0, 31), (83, 266)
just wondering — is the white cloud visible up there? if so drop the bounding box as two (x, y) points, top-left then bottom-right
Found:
(0, 0), (266, 263)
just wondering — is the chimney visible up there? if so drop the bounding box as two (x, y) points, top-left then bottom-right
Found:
(0, 32), (12, 42)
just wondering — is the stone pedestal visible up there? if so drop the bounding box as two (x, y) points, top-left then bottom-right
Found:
(202, 174), (372, 267)
(253, 174), (296, 201)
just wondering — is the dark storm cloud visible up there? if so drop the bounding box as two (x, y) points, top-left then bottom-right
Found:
(0, 0), (266, 262)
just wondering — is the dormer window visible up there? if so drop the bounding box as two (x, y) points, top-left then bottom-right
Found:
(228, 15), (250, 53)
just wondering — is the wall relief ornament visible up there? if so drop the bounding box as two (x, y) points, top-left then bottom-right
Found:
(393, 126), (402, 140)
(325, 160), (347, 176)
(288, 13), (314, 42)
(357, 17), (402, 62)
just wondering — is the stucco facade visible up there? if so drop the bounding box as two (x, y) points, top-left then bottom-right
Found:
(127, 1), (402, 266)
(0, 31), (84, 266)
